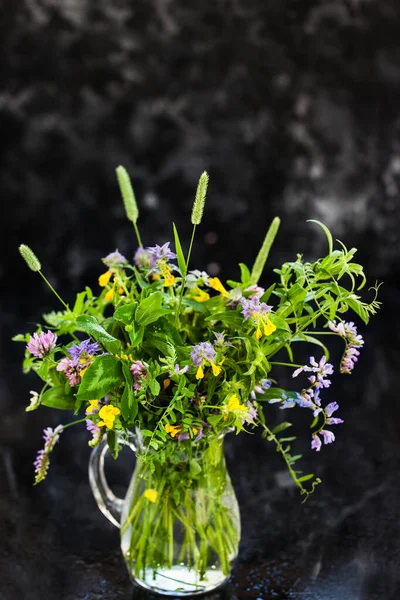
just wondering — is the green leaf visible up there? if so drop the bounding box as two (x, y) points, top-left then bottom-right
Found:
(239, 263), (251, 284)
(190, 459), (202, 477)
(250, 216), (280, 284)
(41, 385), (75, 410)
(205, 312), (243, 328)
(307, 220), (333, 255)
(345, 295), (370, 324)
(207, 414), (222, 429)
(297, 473), (315, 483)
(135, 292), (169, 326)
(260, 283), (276, 304)
(182, 298), (208, 313)
(77, 355), (122, 400)
(129, 326), (144, 348)
(76, 315), (120, 345)
(148, 378), (161, 396)
(120, 362), (137, 421)
(140, 429), (153, 437)
(272, 421), (292, 434)
(12, 333), (29, 342)
(173, 223), (187, 276)
(114, 303), (137, 325)
(73, 291), (86, 316)
(287, 283), (307, 305)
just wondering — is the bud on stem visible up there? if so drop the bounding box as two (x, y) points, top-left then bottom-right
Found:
(19, 244), (41, 272)
(191, 171), (209, 225)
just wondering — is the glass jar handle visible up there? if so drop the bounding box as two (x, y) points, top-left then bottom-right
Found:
(88, 434), (136, 528)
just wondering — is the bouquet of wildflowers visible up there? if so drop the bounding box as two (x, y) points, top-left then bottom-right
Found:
(15, 168), (380, 590)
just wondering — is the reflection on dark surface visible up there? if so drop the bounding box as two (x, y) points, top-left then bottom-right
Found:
(1, 1), (400, 599)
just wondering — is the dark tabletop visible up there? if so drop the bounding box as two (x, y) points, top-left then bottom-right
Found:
(1, 2), (400, 599)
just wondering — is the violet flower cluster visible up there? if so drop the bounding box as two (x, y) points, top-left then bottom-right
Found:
(34, 425), (64, 484)
(328, 320), (364, 374)
(130, 360), (148, 391)
(56, 339), (100, 387)
(269, 356), (344, 452)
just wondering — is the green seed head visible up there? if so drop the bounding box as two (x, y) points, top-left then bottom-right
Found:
(191, 171), (209, 225)
(116, 165), (139, 224)
(19, 244), (41, 272)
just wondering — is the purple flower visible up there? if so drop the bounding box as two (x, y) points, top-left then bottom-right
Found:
(295, 391), (315, 409)
(329, 320), (364, 374)
(34, 425), (63, 484)
(56, 357), (81, 387)
(244, 401), (258, 424)
(324, 402), (339, 417)
(194, 421), (211, 442)
(293, 356), (334, 389)
(241, 297), (272, 320)
(26, 331), (57, 358)
(311, 433), (322, 452)
(68, 339), (100, 366)
(251, 378), (272, 399)
(245, 284), (265, 299)
(327, 417), (344, 425)
(130, 360), (147, 391)
(103, 250), (128, 268)
(134, 247), (152, 269)
(213, 331), (233, 350)
(329, 320), (364, 347)
(320, 429), (335, 445)
(228, 287), (243, 309)
(171, 364), (189, 375)
(340, 344), (361, 374)
(146, 242), (176, 268)
(86, 420), (102, 447)
(177, 432), (190, 442)
(191, 342), (216, 366)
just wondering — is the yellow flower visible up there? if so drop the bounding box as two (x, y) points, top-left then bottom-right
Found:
(263, 315), (276, 336)
(210, 361), (222, 376)
(104, 289), (114, 302)
(86, 400), (99, 414)
(117, 287), (124, 295)
(98, 405), (121, 429)
(196, 365), (204, 379)
(209, 277), (229, 297)
(144, 488), (158, 503)
(165, 424), (182, 438)
(223, 394), (247, 420)
(191, 288), (210, 302)
(99, 270), (112, 287)
(254, 314), (276, 340)
(160, 263), (176, 287)
(80, 366), (90, 378)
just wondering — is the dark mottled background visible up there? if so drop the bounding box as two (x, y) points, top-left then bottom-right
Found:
(1, 1), (400, 599)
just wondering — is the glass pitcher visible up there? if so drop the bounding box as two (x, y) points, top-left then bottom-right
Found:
(89, 430), (241, 596)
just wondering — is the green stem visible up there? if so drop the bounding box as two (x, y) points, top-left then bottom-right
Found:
(269, 361), (304, 368)
(62, 418), (87, 430)
(38, 271), (73, 314)
(175, 225), (196, 326)
(133, 222), (143, 248)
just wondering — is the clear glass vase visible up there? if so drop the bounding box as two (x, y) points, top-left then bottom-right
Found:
(89, 431), (241, 596)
